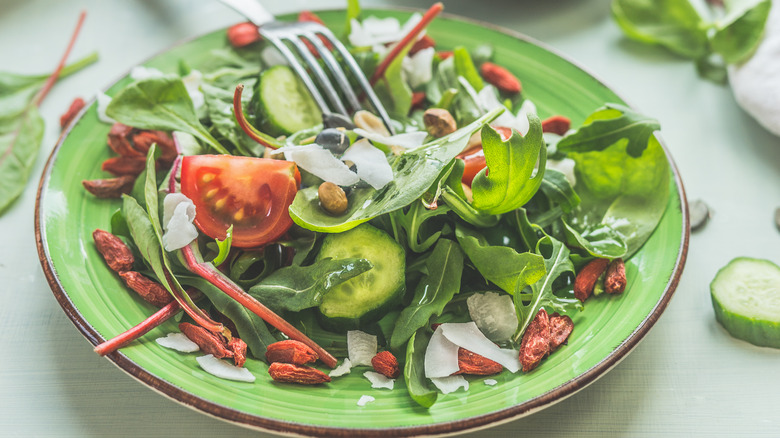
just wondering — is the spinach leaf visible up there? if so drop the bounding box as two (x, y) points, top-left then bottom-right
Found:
(248, 258), (373, 313)
(455, 223), (545, 295)
(471, 116), (546, 215)
(289, 108), (502, 232)
(405, 328), (438, 408)
(0, 53), (97, 214)
(556, 104), (659, 158)
(201, 83), (266, 157)
(611, 0), (709, 59)
(512, 235), (581, 342)
(105, 76), (229, 154)
(539, 168), (581, 214)
(562, 220), (627, 259)
(390, 239), (464, 350)
(180, 275), (277, 360)
(710, 0), (772, 63)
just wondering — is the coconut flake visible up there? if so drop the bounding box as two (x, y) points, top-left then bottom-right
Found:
(196, 354), (255, 382)
(182, 69), (204, 110)
(729, 2), (780, 136)
(347, 330), (377, 367)
(363, 371), (395, 390)
(329, 358), (352, 377)
(340, 139), (393, 189)
(430, 375), (469, 394)
(279, 144), (360, 186)
(403, 47), (435, 89)
(484, 379), (498, 386)
(155, 332), (200, 353)
(439, 322), (521, 373)
(424, 326), (461, 378)
(467, 292), (518, 342)
(95, 92), (116, 124)
(130, 66), (165, 80)
(356, 395), (375, 407)
(515, 100), (537, 135)
(348, 16), (401, 47)
(547, 159), (577, 187)
(352, 128), (427, 150)
(162, 193), (198, 251)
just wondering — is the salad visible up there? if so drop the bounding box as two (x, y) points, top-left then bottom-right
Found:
(82, 2), (671, 408)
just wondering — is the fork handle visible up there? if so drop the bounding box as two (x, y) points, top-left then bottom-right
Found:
(219, 0), (274, 26)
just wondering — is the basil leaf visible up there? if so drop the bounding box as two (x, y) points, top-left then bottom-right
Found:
(611, 0), (709, 59)
(556, 103), (660, 158)
(710, 0), (772, 63)
(455, 223), (546, 296)
(105, 76), (228, 154)
(289, 108), (502, 232)
(405, 328), (438, 408)
(248, 257), (373, 313)
(471, 116), (546, 215)
(390, 239), (464, 350)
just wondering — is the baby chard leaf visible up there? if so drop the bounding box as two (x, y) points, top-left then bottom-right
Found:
(556, 103), (660, 158)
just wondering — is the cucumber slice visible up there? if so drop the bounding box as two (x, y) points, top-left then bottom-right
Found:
(710, 257), (780, 348)
(253, 65), (322, 136)
(317, 224), (405, 330)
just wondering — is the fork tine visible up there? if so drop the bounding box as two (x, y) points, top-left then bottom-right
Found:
(298, 28), (362, 113)
(315, 27), (396, 135)
(260, 29), (332, 114)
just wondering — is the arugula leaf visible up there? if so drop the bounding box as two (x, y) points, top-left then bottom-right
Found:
(405, 328), (438, 408)
(611, 0), (709, 59)
(455, 223), (546, 295)
(710, 0), (772, 63)
(105, 76), (229, 154)
(538, 168), (581, 214)
(471, 116), (547, 215)
(390, 201), (451, 253)
(374, 43), (413, 119)
(556, 104), (660, 158)
(248, 258), (373, 313)
(289, 108), (502, 233)
(390, 239), (464, 350)
(439, 159), (500, 228)
(453, 46), (484, 91)
(512, 235), (581, 342)
(201, 83), (268, 156)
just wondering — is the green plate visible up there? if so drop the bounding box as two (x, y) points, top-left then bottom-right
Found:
(35, 8), (689, 437)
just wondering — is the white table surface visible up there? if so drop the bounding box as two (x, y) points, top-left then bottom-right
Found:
(1, 0), (779, 436)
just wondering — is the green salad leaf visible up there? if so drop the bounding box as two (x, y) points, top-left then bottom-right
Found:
(710, 0), (772, 63)
(405, 328), (437, 408)
(471, 116), (546, 215)
(289, 108), (502, 233)
(390, 239), (464, 350)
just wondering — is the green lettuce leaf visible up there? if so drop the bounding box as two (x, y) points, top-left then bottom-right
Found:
(710, 0), (772, 63)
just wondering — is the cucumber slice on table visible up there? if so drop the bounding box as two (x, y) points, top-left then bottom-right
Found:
(710, 257), (780, 348)
(253, 65), (322, 136)
(317, 224), (405, 330)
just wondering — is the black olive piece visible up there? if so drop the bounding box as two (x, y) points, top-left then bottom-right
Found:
(322, 112), (356, 130)
(315, 128), (351, 155)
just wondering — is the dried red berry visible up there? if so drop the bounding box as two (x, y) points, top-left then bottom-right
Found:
(93, 229), (135, 272)
(371, 351), (400, 379)
(268, 362), (331, 384)
(265, 340), (319, 365)
(60, 97), (85, 128)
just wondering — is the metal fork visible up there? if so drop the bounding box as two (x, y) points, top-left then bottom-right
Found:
(219, 0), (395, 134)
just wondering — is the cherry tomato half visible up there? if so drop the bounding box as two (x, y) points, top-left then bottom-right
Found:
(457, 126), (513, 186)
(181, 155), (299, 248)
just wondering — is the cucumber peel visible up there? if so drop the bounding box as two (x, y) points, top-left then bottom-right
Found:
(710, 257), (780, 349)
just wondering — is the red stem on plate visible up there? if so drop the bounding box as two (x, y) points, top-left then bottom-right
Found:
(94, 300), (182, 356)
(369, 3), (443, 86)
(35, 11), (87, 107)
(233, 84), (283, 150)
(181, 242), (338, 368)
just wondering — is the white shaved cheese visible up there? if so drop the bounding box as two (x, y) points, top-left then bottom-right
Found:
(329, 358), (352, 377)
(363, 371), (395, 390)
(547, 158), (577, 187)
(162, 193), (198, 251)
(279, 144), (360, 186)
(95, 92), (116, 124)
(424, 326), (461, 378)
(182, 69), (204, 110)
(403, 46), (435, 89)
(155, 332), (200, 353)
(484, 379), (498, 386)
(261, 45), (288, 67)
(348, 13), (422, 48)
(356, 395), (375, 407)
(430, 375), (469, 394)
(729, 2), (780, 136)
(130, 66), (165, 80)
(476, 85), (518, 132)
(196, 354), (255, 382)
(352, 128), (428, 150)
(439, 322), (521, 373)
(516, 100), (538, 135)
(347, 330), (377, 366)
(467, 292), (518, 342)
(340, 139), (393, 189)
